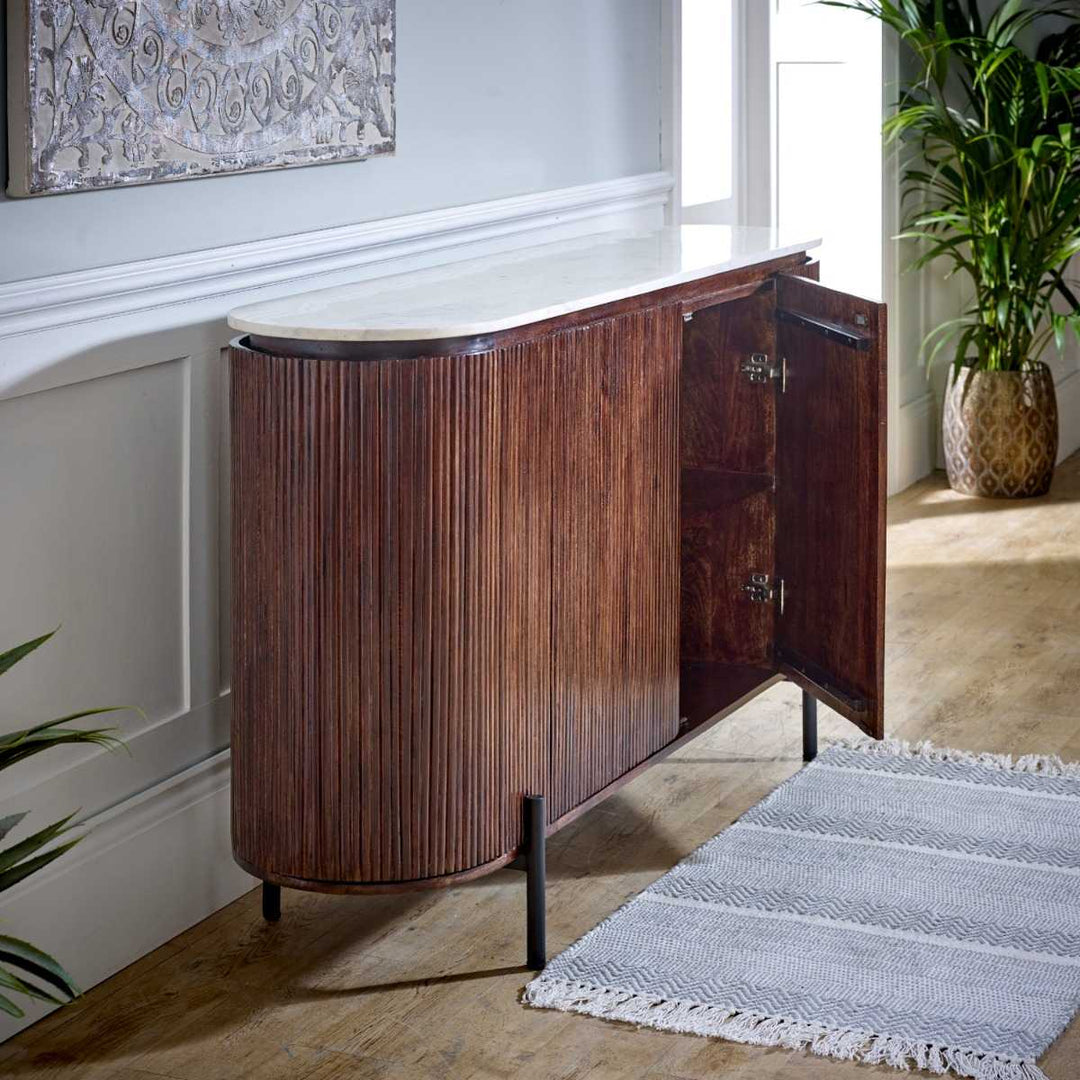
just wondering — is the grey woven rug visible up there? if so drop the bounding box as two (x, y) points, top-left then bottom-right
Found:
(525, 740), (1080, 1080)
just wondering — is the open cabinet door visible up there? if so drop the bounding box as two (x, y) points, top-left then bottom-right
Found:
(774, 274), (886, 738)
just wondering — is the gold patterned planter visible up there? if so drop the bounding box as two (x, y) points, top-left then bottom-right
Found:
(942, 364), (1058, 498)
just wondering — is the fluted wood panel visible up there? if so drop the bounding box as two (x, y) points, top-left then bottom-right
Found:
(549, 306), (681, 821)
(230, 343), (553, 884)
(231, 306), (680, 885)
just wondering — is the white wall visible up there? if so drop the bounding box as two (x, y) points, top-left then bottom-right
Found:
(0, 2), (661, 280)
(0, 0), (667, 1040)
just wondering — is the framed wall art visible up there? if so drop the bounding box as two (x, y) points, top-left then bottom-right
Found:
(6, 0), (396, 197)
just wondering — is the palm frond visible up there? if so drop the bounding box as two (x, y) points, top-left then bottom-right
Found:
(0, 630), (57, 679)
(0, 628), (131, 1017)
(828, 0), (1080, 373)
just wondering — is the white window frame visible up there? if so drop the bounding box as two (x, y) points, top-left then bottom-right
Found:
(662, 0), (771, 228)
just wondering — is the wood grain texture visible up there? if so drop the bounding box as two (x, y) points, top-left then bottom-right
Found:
(680, 292), (777, 475)
(680, 471), (776, 667)
(678, 293), (778, 686)
(679, 662), (780, 732)
(230, 342), (553, 886)
(774, 273), (887, 737)
(230, 305), (682, 886)
(14, 461), (1080, 1080)
(549, 307), (682, 822)
(229, 250), (887, 894)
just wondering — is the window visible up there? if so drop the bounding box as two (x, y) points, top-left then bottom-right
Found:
(681, 0), (735, 221)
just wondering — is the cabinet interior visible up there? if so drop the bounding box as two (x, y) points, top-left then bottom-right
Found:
(677, 272), (886, 741)
(679, 287), (780, 733)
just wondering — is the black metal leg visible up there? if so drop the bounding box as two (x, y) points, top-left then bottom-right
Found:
(262, 881), (281, 922)
(525, 794), (546, 970)
(802, 690), (818, 763)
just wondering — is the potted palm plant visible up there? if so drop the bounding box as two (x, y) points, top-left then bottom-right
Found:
(0, 630), (127, 1018)
(830, 0), (1080, 497)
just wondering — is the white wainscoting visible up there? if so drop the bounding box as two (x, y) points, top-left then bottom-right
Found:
(0, 171), (671, 1042)
(893, 392), (937, 495)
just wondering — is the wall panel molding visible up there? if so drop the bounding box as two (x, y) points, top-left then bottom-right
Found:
(0, 172), (673, 344)
(1055, 369), (1080, 466)
(894, 392), (936, 495)
(0, 751), (253, 1043)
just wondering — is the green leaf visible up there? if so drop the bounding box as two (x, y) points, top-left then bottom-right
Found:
(0, 989), (25, 1018)
(0, 838), (82, 895)
(0, 630), (57, 678)
(0, 712), (129, 771)
(1034, 63), (1050, 117)
(0, 936), (80, 1000)
(0, 813), (29, 844)
(0, 964), (66, 1006)
(1053, 313), (1067, 353)
(0, 812), (79, 876)
(0, 710), (129, 750)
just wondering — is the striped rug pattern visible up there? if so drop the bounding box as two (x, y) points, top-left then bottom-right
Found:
(525, 740), (1080, 1080)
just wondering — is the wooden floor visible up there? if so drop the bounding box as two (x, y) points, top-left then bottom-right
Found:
(5, 458), (1080, 1080)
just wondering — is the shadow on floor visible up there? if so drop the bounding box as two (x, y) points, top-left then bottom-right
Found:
(284, 964), (534, 1002)
(889, 463), (1080, 525)
(1, 791), (706, 1071)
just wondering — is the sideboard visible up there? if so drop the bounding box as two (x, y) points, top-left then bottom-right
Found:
(226, 226), (886, 969)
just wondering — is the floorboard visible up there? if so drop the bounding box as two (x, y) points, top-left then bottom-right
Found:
(5, 456), (1080, 1079)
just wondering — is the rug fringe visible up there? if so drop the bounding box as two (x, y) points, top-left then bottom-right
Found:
(836, 736), (1080, 779)
(523, 977), (1049, 1080)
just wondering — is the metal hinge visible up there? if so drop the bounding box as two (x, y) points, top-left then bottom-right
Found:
(742, 573), (785, 615)
(741, 354), (787, 392)
(683, 311), (694, 323)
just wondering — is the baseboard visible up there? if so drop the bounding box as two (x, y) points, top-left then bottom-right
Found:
(891, 371), (1079, 495)
(892, 392), (936, 495)
(0, 171), (673, 344)
(1055, 370), (1080, 464)
(0, 751), (253, 1043)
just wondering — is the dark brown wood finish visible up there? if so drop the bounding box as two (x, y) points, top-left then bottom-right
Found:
(549, 307), (681, 822)
(680, 471), (775, 667)
(678, 292), (779, 717)
(230, 343), (553, 885)
(774, 273), (887, 737)
(231, 304), (682, 887)
(229, 247), (887, 896)
(681, 292), (777, 475)
(679, 663), (780, 732)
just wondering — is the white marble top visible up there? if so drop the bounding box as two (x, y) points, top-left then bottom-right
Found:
(228, 225), (821, 343)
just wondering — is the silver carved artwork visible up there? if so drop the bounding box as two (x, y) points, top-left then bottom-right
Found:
(6, 0), (395, 196)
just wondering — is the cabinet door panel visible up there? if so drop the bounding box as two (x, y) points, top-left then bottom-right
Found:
(230, 345), (553, 885)
(550, 306), (681, 820)
(774, 274), (886, 737)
